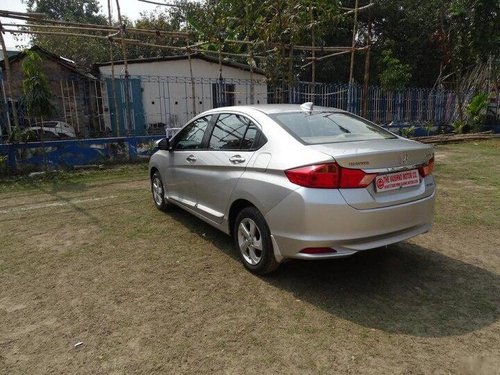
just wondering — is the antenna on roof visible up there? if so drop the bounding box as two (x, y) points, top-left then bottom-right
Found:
(300, 102), (314, 114)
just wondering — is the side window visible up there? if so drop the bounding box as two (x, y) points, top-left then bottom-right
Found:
(241, 123), (258, 150)
(174, 116), (211, 150)
(209, 114), (263, 151)
(209, 114), (247, 150)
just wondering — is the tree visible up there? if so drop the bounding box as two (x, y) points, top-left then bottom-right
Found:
(128, 10), (186, 59)
(183, 0), (340, 87)
(24, 0), (111, 69)
(367, 0), (499, 88)
(379, 49), (412, 91)
(21, 50), (54, 167)
(22, 51), (54, 121)
(24, 0), (105, 22)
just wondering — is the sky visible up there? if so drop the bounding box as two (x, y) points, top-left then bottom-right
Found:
(1, 0), (167, 49)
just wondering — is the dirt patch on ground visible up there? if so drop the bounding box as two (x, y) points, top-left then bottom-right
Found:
(0, 142), (499, 374)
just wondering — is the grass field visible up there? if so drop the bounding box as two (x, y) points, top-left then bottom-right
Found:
(0, 140), (499, 374)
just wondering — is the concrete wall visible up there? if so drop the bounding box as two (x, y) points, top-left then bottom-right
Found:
(98, 58), (268, 130)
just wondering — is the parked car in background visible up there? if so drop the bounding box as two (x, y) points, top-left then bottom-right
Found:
(149, 103), (436, 274)
(22, 121), (76, 141)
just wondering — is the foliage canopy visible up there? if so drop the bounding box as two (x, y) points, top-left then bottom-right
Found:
(21, 0), (499, 88)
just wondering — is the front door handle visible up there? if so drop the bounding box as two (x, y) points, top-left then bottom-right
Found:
(186, 155), (197, 162)
(229, 155), (246, 164)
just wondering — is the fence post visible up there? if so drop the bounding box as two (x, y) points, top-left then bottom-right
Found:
(347, 83), (354, 113)
(128, 137), (138, 161)
(7, 144), (16, 172)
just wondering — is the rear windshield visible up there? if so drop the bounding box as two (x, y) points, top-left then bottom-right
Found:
(269, 111), (396, 144)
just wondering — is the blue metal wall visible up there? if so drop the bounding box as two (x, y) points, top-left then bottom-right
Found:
(105, 78), (146, 136)
(0, 136), (163, 172)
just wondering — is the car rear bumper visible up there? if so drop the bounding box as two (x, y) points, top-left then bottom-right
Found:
(265, 188), (435, 260)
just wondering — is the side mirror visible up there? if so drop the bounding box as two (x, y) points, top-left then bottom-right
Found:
(156, 137), (170, 151)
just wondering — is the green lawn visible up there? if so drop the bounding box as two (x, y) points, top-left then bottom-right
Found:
(0, 140), (499, 374)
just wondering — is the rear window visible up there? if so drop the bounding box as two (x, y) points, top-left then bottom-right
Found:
(269, 111), (396, 144)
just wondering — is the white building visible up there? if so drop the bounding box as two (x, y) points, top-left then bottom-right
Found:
(96, 54), (267, 135)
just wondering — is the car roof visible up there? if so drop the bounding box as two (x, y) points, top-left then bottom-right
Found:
(208, 104), (347, 115)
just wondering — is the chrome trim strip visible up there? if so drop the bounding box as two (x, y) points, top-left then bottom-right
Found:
(196, 203), (224, 219)
(168, 196), (196, 208)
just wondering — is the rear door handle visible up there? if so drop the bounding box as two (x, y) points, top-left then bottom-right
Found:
(229, 155), (246, 164)
(186, 155), (197, 162)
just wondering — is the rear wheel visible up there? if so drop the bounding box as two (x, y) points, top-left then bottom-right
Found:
(151, 170), (169, 211)
(234, 207), (279, 275)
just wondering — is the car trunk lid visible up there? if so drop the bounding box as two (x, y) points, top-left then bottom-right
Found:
(309, 138), (435, 209)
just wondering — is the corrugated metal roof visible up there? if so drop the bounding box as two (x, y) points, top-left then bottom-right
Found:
(95, 53), (265, 76)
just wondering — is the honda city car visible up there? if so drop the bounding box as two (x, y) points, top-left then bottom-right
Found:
(149, 103), (436, 274)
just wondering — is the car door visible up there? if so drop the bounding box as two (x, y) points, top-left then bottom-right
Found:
(195, 113), (265, 224)
(164, 115), (212, 210)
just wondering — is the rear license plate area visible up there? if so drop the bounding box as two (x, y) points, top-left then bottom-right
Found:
(375, 169), (420, 192)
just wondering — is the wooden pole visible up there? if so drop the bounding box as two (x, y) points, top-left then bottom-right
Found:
(310, 1), (315, 103)
(348, 0), (359, 84)
(288, 45), (294, 102)
(107, 0), (120, 136)
(310, 1), (316, 86)
(115, 0), (132, 136)
(348, 0), (359, 113)
(249, 50), (255, 104)
(0, 20), (19, 135)
(362, 0), (372, 117)
(187, 43), (197, 117)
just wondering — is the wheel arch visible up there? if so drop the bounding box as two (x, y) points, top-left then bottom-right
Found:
(149, 166), (159, 180)
(228, 199), (256, 236)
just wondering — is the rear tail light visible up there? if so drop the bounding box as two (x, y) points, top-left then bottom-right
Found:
(419, 157), (434, 177)
(285, 162), (375, 189)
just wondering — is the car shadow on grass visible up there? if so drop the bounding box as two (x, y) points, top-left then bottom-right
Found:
(163, 208), (499, 338)
(165, 206), (240, 260)
(270, 244), (500, 338)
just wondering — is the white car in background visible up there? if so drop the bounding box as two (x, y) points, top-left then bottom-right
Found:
(23, 121), (76, 140)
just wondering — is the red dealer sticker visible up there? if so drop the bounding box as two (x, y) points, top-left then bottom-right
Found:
(375, 169), (420, 192)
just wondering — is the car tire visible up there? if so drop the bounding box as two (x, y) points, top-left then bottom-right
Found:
(151, 170), (169, 211)
(233, 207), (279, 275)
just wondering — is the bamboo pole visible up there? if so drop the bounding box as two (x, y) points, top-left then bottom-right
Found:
(309, 1), (316, 103)
(187, 43), (197, 117)
(362, 0), (373, 117)
(115, 0), (132, 136)
(287, 45), (294, 102)
(2, 28), (141, 41)
(107, 0), (120, 136)
(0, 20), (19, 135)
(4, 24), (356, 56)
(348, 0), (359, 84)
(310, 1), (316, 86)
(0, 11), (192, 38)
(301, 49), (353, 68)
(249, 50), (255, 104)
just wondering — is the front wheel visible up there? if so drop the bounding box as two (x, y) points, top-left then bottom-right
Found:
(151, 170), (169, 211)
(233, 207), (279, 275)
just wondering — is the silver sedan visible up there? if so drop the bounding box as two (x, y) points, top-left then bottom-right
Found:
(149, 104), (435, 274)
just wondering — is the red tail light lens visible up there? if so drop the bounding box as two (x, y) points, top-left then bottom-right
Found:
(419, 157), (434, 177)
(285, 163), (339, 188)
(339, 168), (376, 188)
(285, 163), (375, 189)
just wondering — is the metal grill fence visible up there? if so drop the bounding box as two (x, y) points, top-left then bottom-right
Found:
(272, 82), (459, 126)
(1, 74), (465, 142)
